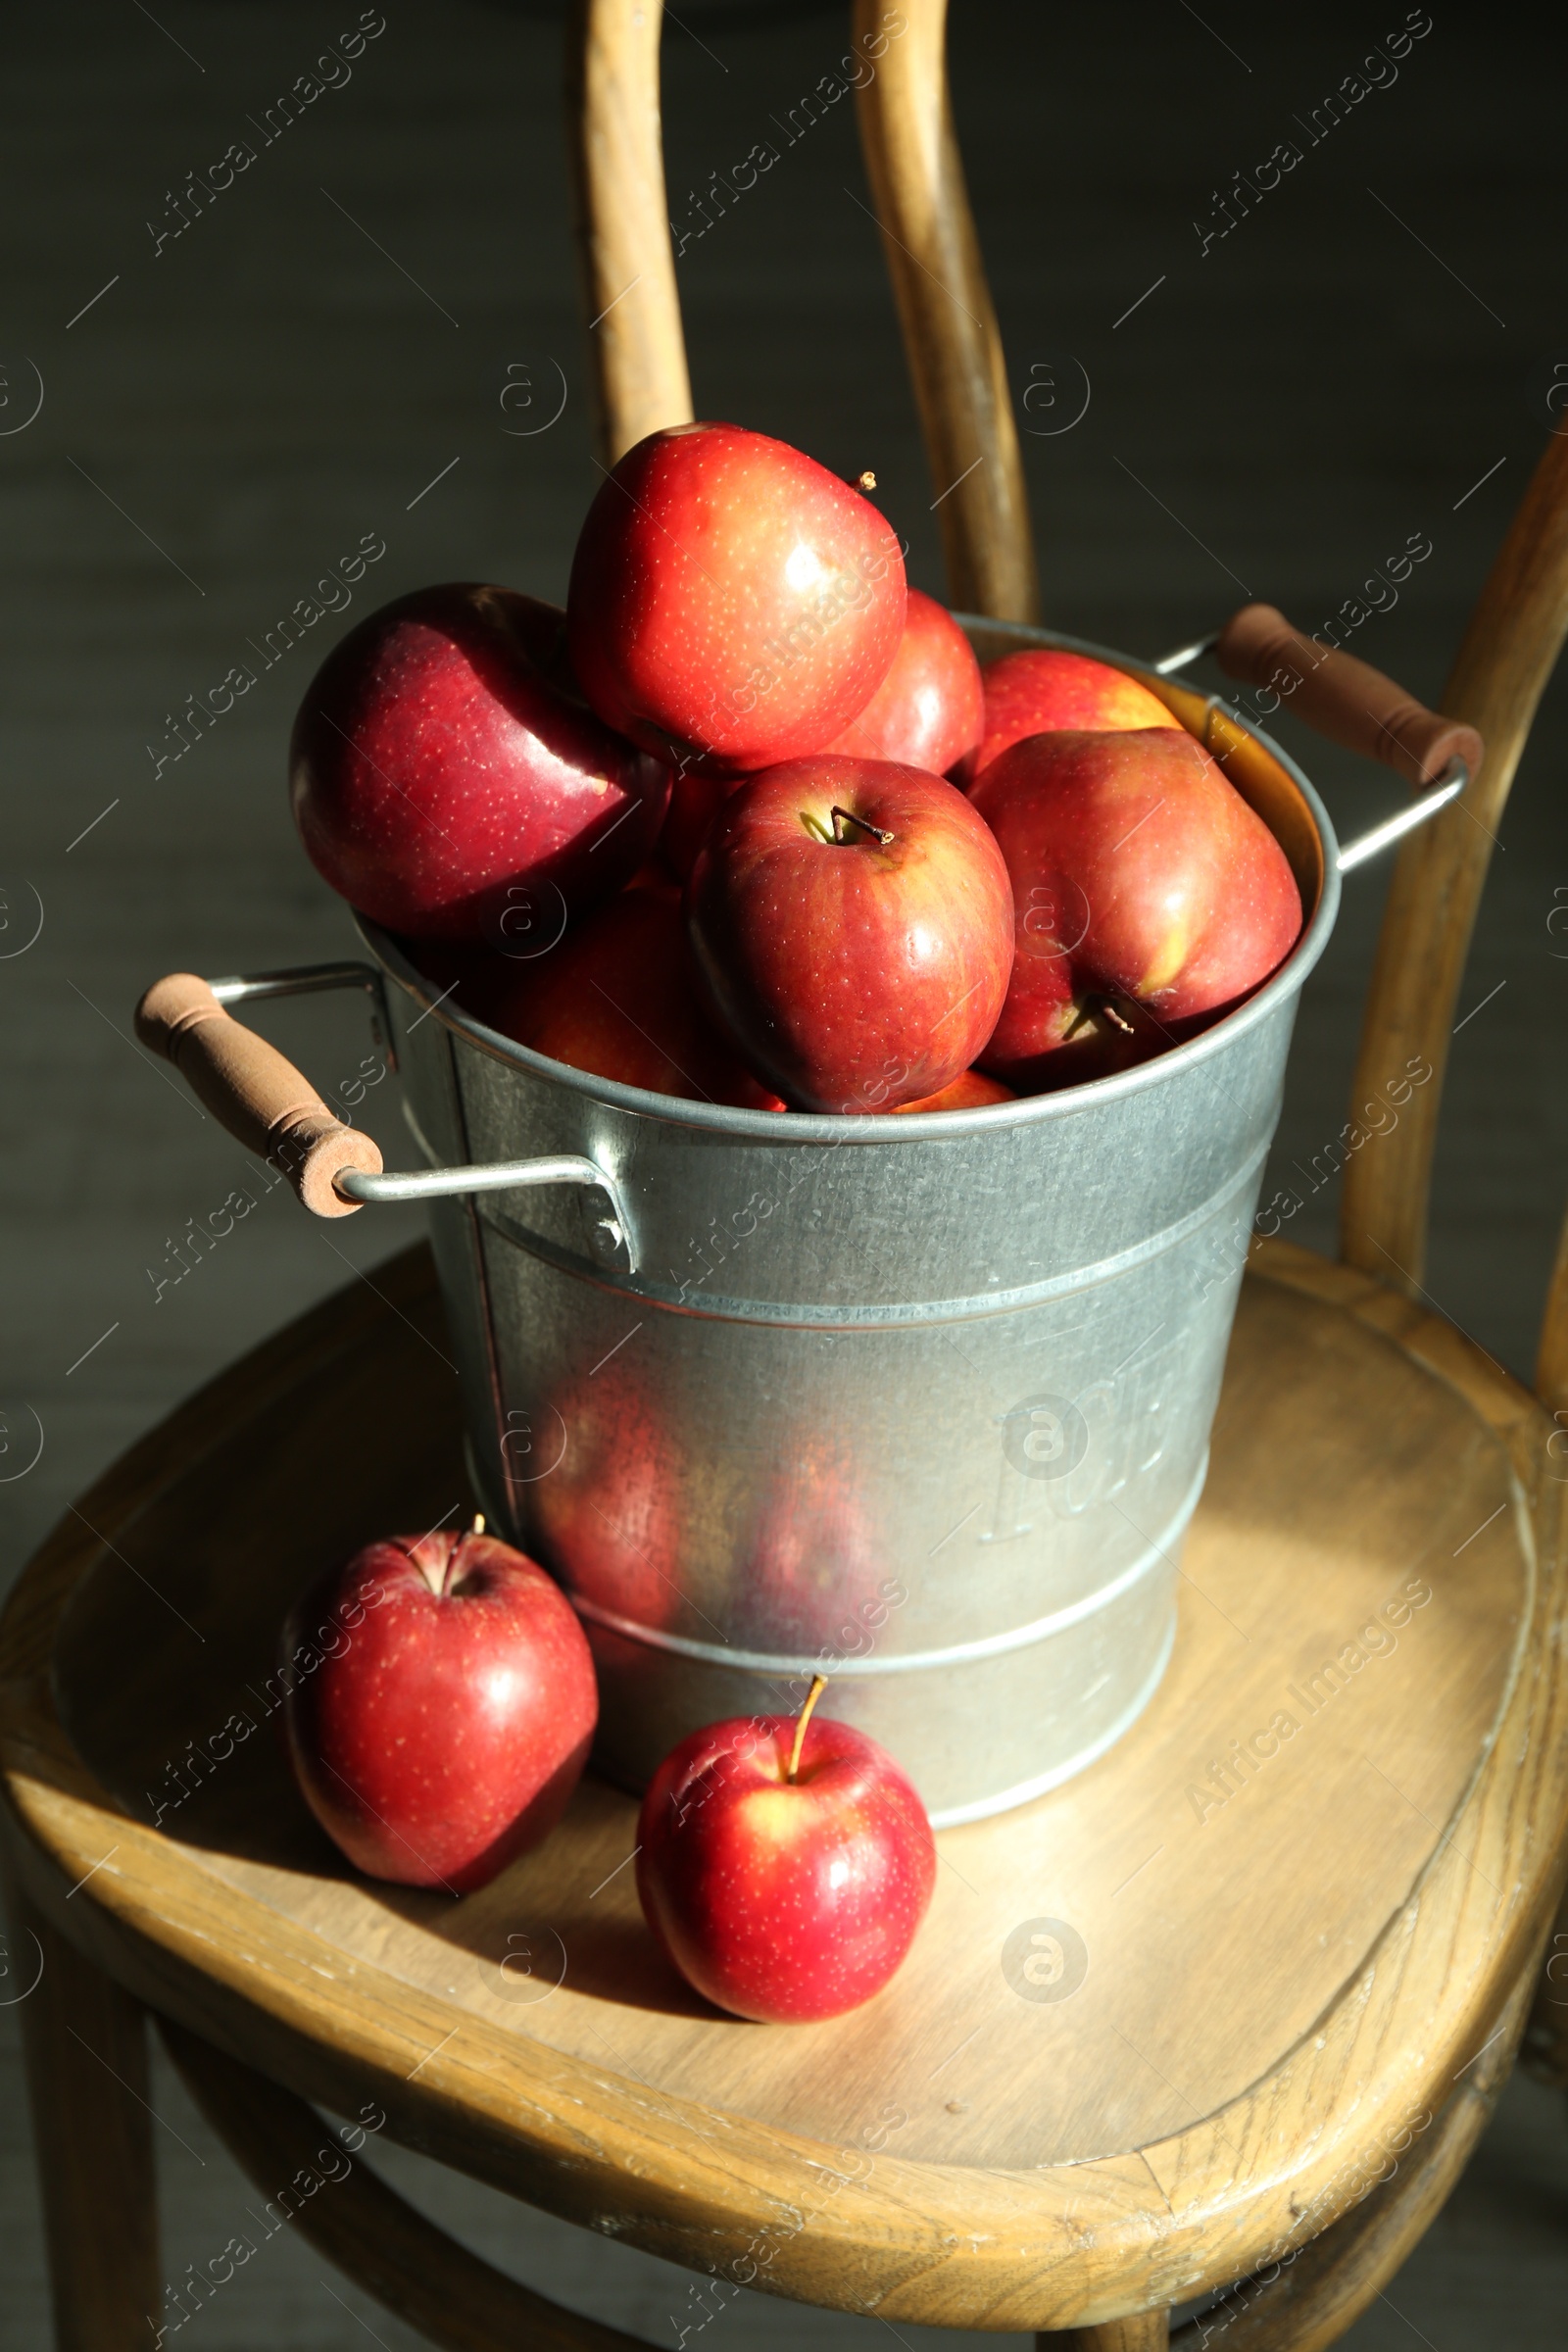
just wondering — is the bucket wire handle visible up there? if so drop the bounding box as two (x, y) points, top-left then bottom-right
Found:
(1154, 601), (1485, 873)
(134, 965), (636, 1268)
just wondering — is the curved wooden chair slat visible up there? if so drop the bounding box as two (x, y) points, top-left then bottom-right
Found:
(567, 0), (693, 463)
(159, 2016), (650, 2352)
(5, 1883), (160, 2351)
(1342, 425), (1568, 1295)
(852, 0), (1039, 620)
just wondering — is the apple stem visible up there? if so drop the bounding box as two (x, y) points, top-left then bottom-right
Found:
(1071, 993), (1139, 1042)
(830, 805), (895, 848)
(422, 1515), (487, 1601)
(787, 1674), (829, 1783)
(856, 469), (877, 494)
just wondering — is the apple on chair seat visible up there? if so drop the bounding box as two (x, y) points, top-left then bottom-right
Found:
(279, 1518), (597, 1893)
(636, 1677), (937, 2023)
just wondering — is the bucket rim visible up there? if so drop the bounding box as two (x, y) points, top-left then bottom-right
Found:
(360, 620), (1343, 1143)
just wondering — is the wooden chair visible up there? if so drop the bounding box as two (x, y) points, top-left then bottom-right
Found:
(8, 5), (1568, 2346)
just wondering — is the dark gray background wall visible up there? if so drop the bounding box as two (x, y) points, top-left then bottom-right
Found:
(2, 4), (1565, 2345)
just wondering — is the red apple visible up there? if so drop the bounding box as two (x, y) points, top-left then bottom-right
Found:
(971, 727), (1302, 1090)
(956, 647), (1183, 789)
(822, 588), (983, 776)
(485, 884), (783, 1109)
(636, 1681), (936, 2022)
(291, 585), (670, 940)
(891, 1067), (1014, 1112)
(687, 757), (1014, 1113)
(567, 423), (906, 776)
(278, 1519), (596, 1892)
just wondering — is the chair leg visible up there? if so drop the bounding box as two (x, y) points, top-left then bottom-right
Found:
(1037, 2320), (1170, 2350)
(8, 1881), (161, 2350)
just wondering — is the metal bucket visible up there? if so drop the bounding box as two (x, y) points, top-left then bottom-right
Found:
(335, 623), (1341, 1826)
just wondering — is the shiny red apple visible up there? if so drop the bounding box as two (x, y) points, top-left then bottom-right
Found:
(291, 585), (670, 940)
(278, 1519), (597, 1892)
(636, 1682), (936, 2022)
(687, 756), (1013, 1113)
(971, 727), (1301, 1091)
(956, 646), (1182, 789)
(823, 588), (983, 776)
(486, 883), (783, 1109)
(567, 423), (906, 776)
(892, 1067), (1014, 1112)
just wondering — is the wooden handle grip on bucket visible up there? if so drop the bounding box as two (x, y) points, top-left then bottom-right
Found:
(134, 973), (383, 1218)
(1215, 603), (1484, 790)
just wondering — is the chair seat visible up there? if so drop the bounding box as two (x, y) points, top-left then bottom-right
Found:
(4, 1238), (1564, 2333)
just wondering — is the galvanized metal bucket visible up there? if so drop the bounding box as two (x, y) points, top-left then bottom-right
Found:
(306, 622), (1348, 1826)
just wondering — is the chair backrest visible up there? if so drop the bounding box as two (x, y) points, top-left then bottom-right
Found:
(565, 0), (1568, 1421)
(1340, 434), (1568, 1429)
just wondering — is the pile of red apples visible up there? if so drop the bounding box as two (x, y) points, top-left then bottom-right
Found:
(279, 423), (1305, 2025)
(292, 422), (1303, 1113)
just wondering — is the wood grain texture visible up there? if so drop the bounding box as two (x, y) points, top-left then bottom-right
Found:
(161, 2016), (647, 2352)
(6, 1878), (160, 2351)
(1165, 1959), (1531, 2351)
(1342, 425), (1568, 1291)
(3, 1239), (1565, 2333)
(852, 0), (1039, 621)
(565, 0), (694, 465)
(1038, 2317), (1169, 2350)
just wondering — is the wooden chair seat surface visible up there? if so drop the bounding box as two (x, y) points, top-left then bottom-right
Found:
(4, 1235), (1562, 2330)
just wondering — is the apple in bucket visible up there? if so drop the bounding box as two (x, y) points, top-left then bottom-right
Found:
(657, 583), (984, 885)
(567, 422), (906, 775)
(687, 756), (1014, 1111)
(971, 726), (1302, 1090)
(956, 646), (1184, 789)
(483, 882), (784, 1109)
(279, 1517), (597, 1891)
(823, 587), (984, 777)
(290, 584), (670, 941)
